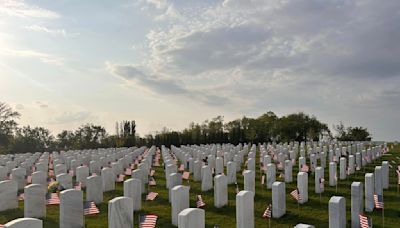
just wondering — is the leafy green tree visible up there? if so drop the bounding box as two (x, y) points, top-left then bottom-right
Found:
(0, 102), (20, 153)
(73, 124), (107, 149)
(10, 126), (54, 153)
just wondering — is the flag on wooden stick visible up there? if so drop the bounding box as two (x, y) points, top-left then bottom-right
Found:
(374, 194), (384, 209)
(359, 213), (372, 228)
(262, 204), (272, 219)
(290, 188), (301, 202)
(182, 171), (190, 180)
(84, 201), (100, 215)
(139, 214), (158, 228)
(46, 193), (60, 205)
(146, 192), (158, 201)
(196, 195), (206, 208)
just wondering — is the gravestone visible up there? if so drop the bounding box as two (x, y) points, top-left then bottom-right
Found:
(102, 167), (115, 192)
(227, 162), (236, 184)
(171, 185), (190, 226)
(123, 178), (142, 211)
(243, 170), (255, 194)
(201, 166), (213, 192)
(193, 161), (201, 182)
(272, 181), (286, 218)
(0, 166), (7, 181)
(4, 218), (43, 228)
(284, 160), (292, 183)
(381, 161), (389, 189)
(315, 167), (324, 193)
(365, 173), (374, 212)
(329, 162), (337, 187)
(214, 174), (228, 208)
(374, 166), (383, 195)
(351, 182), (363, 228)
(215, 157), (224, 175)
(24, 184), (46, 218)
(60, 189), (83, 228)
(297, 172), (308, 204)
(169, 173), (182, 202)
(236, 190), (254, 228)
(76, 166), (89, 187)
(339, 158), (346, 180)
(86, 175), (103, 204)
(54, 164), (67, 177)
(266, 163), (276, 189)
(329, 196), (346, 228)
(11, 167), (26, 190)
(0, 180), (18, 212)
(178, 208), (205, 228)
(56, 173), (72, 190)
(108, 196), (134, 228)
(31, 171), (47, 188)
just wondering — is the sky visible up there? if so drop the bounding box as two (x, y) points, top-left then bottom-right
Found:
(0, 0), (399, 141)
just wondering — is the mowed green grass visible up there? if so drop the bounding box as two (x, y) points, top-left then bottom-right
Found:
(1, 144), (400, 227)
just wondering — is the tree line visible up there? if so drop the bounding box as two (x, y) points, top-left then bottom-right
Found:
(0, 102), (371, 154)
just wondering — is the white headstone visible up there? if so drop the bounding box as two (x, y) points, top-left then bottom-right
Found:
(214, 174), (228, 208)
(4, 218), (43, 228)
(24, 184), (46, 218)
(351, 182), (363, 228)
(123, 178), (142, 211)
(243, 170), (255, 194)
(171, 185), (190, 226)
(86, 175), (103, 204)
(329, 196), (346, 228)
(236, 190), (254, 228)
(364, 173), (374, 212)
(101, 167), (115, 192)
(201, 166), (213, 192)
(108, 196), (134, 228)
(297, 172), (308, 204)
(227, 162), (236, 184)
(272, 181), (286, 218)
(381, 161), (389, 189)
(60, 189), (83, 228)
(0, 180), (18, 212)
(178, 208), (205, 228)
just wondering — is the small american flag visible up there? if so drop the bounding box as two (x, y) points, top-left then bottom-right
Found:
(374, 194), (384, 209)
(46, 193), (60, 205)
(262, 204), (272, 219)
(182, 171), (190, 180)
(0, 224), (4, 228)
(319, 178), (325, 189)
(146, 192), (158, 201)
(139, 214), (158, 228)
(48, 170), (54, 177)
(84, 201), (100, 215)
(68, 170), (74, 176)
(359, 213), (372, 228)
(116, 174), (125, 182)
(92, 173), (97, 176)
(396, 170), (400, 185)
(150, 169), (155, 177)
(196, 195), (206, 208)
(179, 164), (185, 172)
(74, 182), (82, 190)
(149, 177), (157, 186)
(300, 164), (309, 172)
(26, 175), (32, 184)
(290, 188), (301, 201)
(18, 193), (24, 201)
(125, 168), (132, 175)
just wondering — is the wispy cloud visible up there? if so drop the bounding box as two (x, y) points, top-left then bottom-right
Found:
(0, 0), (60, 19)
(0, 48), (63, 65)
(25, 25), (79, 37)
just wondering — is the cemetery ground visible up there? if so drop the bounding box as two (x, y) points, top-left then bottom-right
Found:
(0, 145), (399, 227)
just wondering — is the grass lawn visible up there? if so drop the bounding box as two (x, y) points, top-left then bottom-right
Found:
(1, 144), (399, 227)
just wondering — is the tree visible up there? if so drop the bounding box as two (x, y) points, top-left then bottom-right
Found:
(10, 126), (54, 153)
(0, 102), (20, 152)
(334, 122), (371, 141)
(73, 124), (107, 149)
